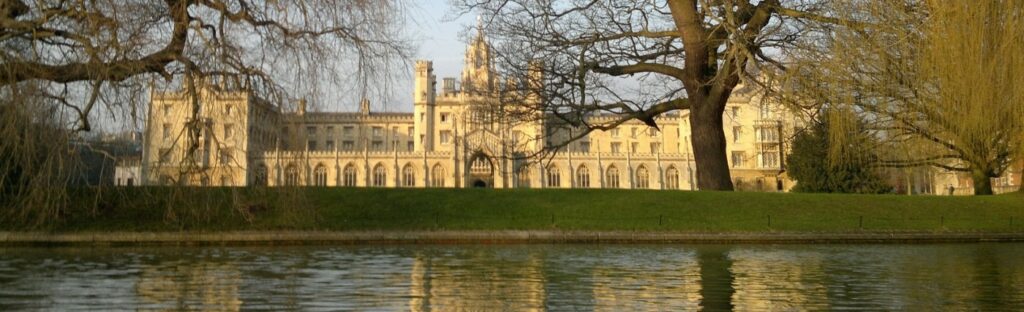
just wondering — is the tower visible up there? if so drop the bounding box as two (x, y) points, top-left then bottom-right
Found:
(413, 60), (436, 151)
(461, 20), (495, 94)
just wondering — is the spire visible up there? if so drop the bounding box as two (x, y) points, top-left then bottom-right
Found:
(462, 17), (494, 93)
(359, 98), (370, 115)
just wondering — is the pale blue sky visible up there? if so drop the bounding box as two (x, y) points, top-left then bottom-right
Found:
(381, 1), (477, 112)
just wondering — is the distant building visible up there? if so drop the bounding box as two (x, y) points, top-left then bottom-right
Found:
(115, 156), (142, 187)
(142, 27), (801, 190)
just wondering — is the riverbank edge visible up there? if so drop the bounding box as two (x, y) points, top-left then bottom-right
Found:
(3, 231), (1024, 246)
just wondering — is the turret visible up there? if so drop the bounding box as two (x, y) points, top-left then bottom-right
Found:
(414, 60), (436, 152)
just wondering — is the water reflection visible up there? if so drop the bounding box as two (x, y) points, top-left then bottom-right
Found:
(2, 244), (1024, 310)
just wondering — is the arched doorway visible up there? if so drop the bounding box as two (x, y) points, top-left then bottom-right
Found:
(469, 152), (494, 188)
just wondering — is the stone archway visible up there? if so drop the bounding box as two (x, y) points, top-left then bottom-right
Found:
(469, 152), (494, 188)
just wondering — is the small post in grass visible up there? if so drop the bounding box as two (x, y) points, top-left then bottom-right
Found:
(659, 214), (663, 226)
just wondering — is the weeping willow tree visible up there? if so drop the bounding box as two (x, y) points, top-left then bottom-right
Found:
(778, 0), (1024, 195)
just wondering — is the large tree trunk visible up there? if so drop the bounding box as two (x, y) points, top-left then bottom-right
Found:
(690, 97), (734, 191)
(972, 169), (994, 195)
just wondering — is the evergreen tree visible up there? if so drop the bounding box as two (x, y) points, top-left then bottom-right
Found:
(788, 112), (891, 194)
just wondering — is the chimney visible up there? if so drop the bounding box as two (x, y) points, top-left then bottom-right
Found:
(443, 78), (457, 94)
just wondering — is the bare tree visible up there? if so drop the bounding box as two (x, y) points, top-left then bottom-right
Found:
(450, 0), (864, 190)
(0, 0), (410, 226)
(779, 0), (1024, 195)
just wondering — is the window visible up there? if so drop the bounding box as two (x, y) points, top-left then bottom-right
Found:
(546, 166), (561, 188)
(440, 131), (452, 144)
(343, 165), (357, 186)
(255, 165), (269, 186)
(579, 141), (590, 153)
(162, 104), (171, 116)
(407, 141), (414, 151)
(648, 128), (658, 137)
(307, 126), (317, 137)
(610, 128), (620, 138)
(162, 123), (171, 139)
(402, 165), (415, 187)
(440, 113), (450, 123)
(372, 127), (382, 137)
(343, 126), (354, 136)
(636, 165), (650, 189)
(611, 142), (622, 153)
(285, 165), (299, 186)
(326, 140), (335, 151)
(158, 148), (171, 164)
(219, 149), (232, 165)
(631, 142), (639, 154)
(761, 152), (780, 168)
(606, 166), (620, 188)
(650, 143), (661, 154)
(371, 141), (383, 151)
(127, 178), (134, 187)
(408, 127), (415, 136)
(732, 151), (745, 168)
(759, 128), (779, 142)
(308, 140), (317, 151)
(631, 127), (638, 138)
(431, 164), (446, 187)
(731, 107), (740, 118)
(220, 176), (231, 186)
(372, 164), (387, 187)
(314, 165), (328, 187)
(576, 165), (590, 188)
(224, 124), (234, 139)
(225, 104), (234, 116)
(759, 103), (773, 119)
(666, 166), (680, 189)
(733, 126), (742, 143)
(342, 141), (354, 151)
(517, 166), (531, 188)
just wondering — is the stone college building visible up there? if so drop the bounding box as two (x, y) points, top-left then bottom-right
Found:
(142, 28), (799, 191)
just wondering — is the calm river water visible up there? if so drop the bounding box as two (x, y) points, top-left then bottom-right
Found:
(2, 243), (1023, 311)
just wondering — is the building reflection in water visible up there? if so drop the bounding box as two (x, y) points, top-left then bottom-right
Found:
(727, 247), (829, 311)
(408, 248), (547, 311)
(4, 244), (1024, 310)
(134, 260), (243, 311)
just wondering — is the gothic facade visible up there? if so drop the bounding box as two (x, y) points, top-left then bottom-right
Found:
(142, 29), (800, 191)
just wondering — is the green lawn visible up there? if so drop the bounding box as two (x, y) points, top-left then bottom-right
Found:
(20, 187), (1024, 233)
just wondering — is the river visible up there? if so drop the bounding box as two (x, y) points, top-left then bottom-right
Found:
(2, 243), (1023, 310)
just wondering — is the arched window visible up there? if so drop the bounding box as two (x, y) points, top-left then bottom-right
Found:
(606, 165), (620, 188)
(343, 164), (357, 187)
(666, 166), (680, 190)
(284, 165), (299, 186)
(254, 164), (268, 186)
(636, 165), (650, 189)
(546, 165), (561, 188)
(576, 164), (590, 188)
(402, 164), (416, 187)
(517, 166), (531, 188)
(430, 164), (446, 187)
(314, 165), (328, 187)
(372, 164), (387, 187)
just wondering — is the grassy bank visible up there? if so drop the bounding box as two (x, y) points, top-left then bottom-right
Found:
(10, 188), (1024, 233)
